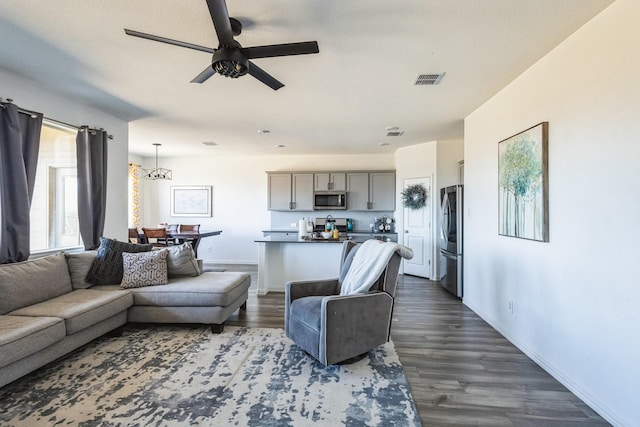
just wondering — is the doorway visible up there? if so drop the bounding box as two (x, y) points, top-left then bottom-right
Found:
(402, 177), (432, 279)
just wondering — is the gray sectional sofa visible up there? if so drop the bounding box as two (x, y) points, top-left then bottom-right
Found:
(0, 244), (251, 389)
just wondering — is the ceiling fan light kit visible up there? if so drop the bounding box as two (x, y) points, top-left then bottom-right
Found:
(124, 0), (319, 90)
(212, 47), (248, 78)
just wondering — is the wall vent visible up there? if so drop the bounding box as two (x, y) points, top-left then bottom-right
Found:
(414, 73), (444, 86)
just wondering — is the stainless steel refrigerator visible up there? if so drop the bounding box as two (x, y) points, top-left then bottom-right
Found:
(440, 185), (463, 298)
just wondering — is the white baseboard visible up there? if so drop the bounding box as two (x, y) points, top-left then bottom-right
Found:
(201, 260), (258, 266)
(462, 298), (623, 427)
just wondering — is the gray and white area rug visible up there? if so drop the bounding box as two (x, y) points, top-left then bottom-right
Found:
(0, 326), (421, 426)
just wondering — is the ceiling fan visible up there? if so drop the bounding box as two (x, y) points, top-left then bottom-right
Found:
(124, 0), (319, 90)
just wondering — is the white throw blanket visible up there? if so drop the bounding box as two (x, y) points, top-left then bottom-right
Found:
(340, 240), (414, 295)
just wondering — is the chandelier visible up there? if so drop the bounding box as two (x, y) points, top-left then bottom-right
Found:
(143, 143), (172, 180)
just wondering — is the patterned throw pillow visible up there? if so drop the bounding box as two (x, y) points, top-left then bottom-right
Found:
(86, 237), (153, 285)
(120, 250), (169, 289)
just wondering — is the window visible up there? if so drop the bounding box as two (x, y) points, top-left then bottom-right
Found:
(30, 120), (82, 251)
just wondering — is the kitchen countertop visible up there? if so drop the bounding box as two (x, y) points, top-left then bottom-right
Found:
(261, 229), (397, 235)
(256, 232), (397, 244)
(255, 235), (348, 243)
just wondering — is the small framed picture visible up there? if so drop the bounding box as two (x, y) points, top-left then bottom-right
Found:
(170, 186), (212, 217)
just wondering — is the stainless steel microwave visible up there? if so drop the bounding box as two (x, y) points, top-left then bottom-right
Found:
(314, 191), (347, 210)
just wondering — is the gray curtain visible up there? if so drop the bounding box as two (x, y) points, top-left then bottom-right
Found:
(0, 102), (43, 263)
(76, 126), (108, 250)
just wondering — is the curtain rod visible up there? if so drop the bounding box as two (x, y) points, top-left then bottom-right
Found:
(1, 97), (114, 140)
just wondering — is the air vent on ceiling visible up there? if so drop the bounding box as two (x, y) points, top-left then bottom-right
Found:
(386, 130), (404, 137)
(414, 73), (445, 86)
(385, 126), (404, 137)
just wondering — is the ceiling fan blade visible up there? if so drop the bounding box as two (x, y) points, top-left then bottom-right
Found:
(247, 61), (284, 90)
(124, 29), (215, 54)
(205, 0), (235, 46)
(191, 65), (217, 84)
(243, 41), (319, 59)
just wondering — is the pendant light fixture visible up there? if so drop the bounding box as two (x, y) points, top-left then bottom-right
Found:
(143, 143), (172, 180)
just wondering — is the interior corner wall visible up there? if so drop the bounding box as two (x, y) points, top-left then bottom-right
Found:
(435, 139), (464, 189)
(463, 0), (640, 425)
(0, 69), (130, 242)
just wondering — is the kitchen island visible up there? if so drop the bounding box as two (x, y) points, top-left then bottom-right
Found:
(254, 231), (398, 295)
(254, 235), (345, 295)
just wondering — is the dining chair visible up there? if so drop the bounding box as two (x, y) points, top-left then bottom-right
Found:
(178, 224), (200, 246)
(128, 228), (140, 243)
(165, 224), (179, 245)
(142, 227), (172, 247)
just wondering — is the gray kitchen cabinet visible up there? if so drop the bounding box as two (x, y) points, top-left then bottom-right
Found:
(292, 173), (314, 210)
(267, 173), (314, 211)
(268, 174), (291, 211)
(314, 172), (346, 191)
(369, 172), (395, 211)
(346, 171), (395, 211)
(346, 172), (370, 210)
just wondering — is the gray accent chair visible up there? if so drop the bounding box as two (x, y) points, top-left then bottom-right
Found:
(285, 240), (402, 365)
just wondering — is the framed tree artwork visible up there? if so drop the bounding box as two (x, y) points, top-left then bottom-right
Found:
(498, 122), (549, 242)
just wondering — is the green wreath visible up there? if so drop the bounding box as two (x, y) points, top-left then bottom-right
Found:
(401, 183), (428, 210)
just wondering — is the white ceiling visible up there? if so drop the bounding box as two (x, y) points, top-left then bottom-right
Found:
(0, 0), (613, 158)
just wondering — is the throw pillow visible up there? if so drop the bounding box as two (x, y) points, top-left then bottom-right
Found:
(165, 243), (201, 277)
(120, 250), (169, 289)
(64, 251), (97, 289)
(86, 237), (153, 285)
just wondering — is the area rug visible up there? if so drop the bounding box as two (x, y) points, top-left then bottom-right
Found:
(0, 326), (421, 426)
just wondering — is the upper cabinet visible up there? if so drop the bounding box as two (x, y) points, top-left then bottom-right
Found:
(268, 170), (394, 211)
(314, 173), (346, 191)
(369, 172), (395, 211)
(268, 173), (314, 211)
(292, 174), (314, 210)
(347, 171), (395, 211)
(346, 172), (369, 210)
(268, 174), (291, 211)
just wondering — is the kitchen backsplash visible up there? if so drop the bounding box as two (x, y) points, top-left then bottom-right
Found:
(270, 210), (395, 232)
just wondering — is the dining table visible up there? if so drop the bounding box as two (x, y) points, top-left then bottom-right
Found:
(166, 230), (222, 257)
(136, 229), (222, 257)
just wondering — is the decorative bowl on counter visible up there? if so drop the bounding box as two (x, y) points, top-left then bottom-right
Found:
(321, 231), (333, 239)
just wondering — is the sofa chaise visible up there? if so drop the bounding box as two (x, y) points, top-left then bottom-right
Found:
(0, 240), (251, 389)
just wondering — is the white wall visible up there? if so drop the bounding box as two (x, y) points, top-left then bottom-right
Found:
(139, 154), (394, 263)
(0, 70), (130, 242)
(464, 0), (640, 425)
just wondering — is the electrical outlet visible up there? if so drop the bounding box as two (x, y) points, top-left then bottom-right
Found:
(208, 247), (212, 253)
(508, 300), (514, 314)
(290, 222), (297, 228)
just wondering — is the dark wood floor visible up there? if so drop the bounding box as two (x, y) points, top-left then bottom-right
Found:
(223, 264), (609, 427)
